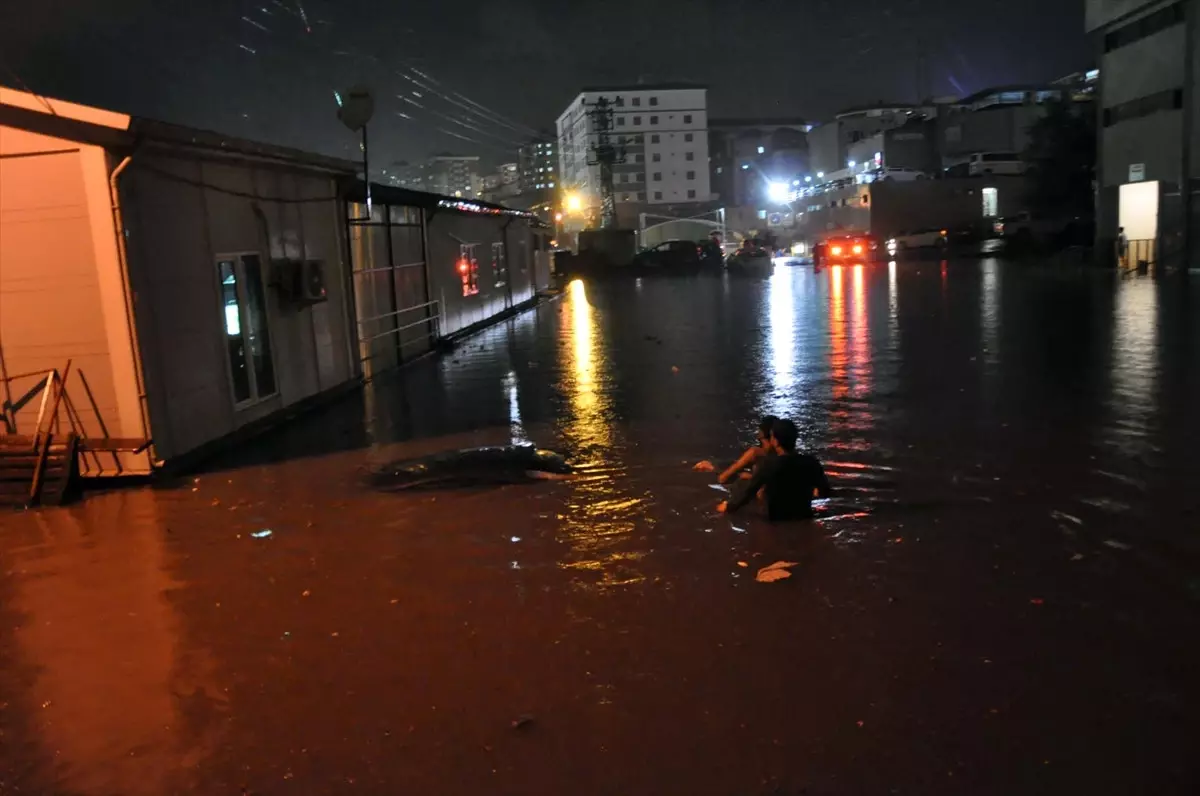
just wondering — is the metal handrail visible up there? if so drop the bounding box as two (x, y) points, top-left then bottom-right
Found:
(357, 300), (440, 327)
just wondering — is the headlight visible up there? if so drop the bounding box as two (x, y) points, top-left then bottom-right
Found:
(831, 245), (843, 256)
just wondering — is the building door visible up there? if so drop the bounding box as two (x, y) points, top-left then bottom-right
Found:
(1118, 181), (1159, 266)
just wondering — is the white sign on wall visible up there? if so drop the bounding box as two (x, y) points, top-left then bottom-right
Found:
(1129, 163), (1146, 183)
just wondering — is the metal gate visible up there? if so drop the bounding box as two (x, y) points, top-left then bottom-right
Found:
(347, 201), (440, 379)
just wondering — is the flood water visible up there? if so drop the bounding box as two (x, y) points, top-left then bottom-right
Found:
(2, 261), (1199, 794)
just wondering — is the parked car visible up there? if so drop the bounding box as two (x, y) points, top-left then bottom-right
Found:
(726, 239), (773, 272)
(812, 234), (878, 265)
(867, 167), (930, 183)
(994, 212), (1076, 248)
(886, 228), (947, 253)
(631, 239), (702, 268)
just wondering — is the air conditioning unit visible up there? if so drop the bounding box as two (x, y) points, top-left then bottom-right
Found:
(273, 259), (327, 305)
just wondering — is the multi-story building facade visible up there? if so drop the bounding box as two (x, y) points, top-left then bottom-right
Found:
(807, 104), (921, 177)
(518, 139), (558, 192)
(708, 118), (811, 206)
(396, 155), (481, 197)
(1087, 0), (1193, 262)
(556, 84), (711, 220)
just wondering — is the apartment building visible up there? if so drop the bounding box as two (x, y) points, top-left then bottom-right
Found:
(556, 84), (711, 215)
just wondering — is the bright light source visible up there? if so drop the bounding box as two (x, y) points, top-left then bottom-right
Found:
(852, 244), (864, 255)
(758, 146), (766, 154)
(766, 181), (789, 203)
(817, 171), (824, 179)
(554, 212), (564, 222)
(831, 245), (843, 256)
(793, 179), (801, 186)
(565, 193), (583, 212)
(875, 151), (882, 162)
(805, 175), (812, 183)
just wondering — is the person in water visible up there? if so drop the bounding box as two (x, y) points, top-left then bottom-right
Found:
(717, 418), (831, 520)
(694, 415), (777, 484)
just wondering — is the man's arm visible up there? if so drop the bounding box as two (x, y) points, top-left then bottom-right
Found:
(813, 459), (832, 499)
(724, 456), (776, 513)
(718, 446), (760, 485)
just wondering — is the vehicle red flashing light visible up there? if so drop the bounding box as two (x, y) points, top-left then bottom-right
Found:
(458, 260), (470, 274)
(831, 245), (843, 256)
(852, 243), (864, 255)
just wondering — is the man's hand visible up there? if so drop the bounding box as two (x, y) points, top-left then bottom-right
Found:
(716, 501), (728, 514)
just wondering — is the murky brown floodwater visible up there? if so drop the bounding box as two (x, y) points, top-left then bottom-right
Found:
(2, 261), (1199, 794)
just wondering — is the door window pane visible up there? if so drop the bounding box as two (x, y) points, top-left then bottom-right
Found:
(239, 255), (276, 398)
(218, 254), (276, 405)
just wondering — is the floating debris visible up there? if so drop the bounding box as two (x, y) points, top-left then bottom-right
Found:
(756, 561), (799, 583)
(251, 529), (273, 539)
(1050, 510), (1083, 526)
(511, 714), (535, 730)
(1103, 539), (1133, 551)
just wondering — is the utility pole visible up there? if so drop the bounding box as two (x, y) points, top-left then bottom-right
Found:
(585, 96), (625, 229)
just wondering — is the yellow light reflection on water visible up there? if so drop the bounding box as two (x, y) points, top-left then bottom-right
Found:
(559, 279), (645, 589)
(764, 267), (796, 416)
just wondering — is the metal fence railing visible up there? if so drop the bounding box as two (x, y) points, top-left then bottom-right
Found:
(1119, 239), (1156, 271)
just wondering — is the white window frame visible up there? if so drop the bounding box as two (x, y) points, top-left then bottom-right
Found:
(215, 251), (278, 408)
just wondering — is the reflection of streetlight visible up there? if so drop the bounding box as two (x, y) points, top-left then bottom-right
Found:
(565, 193), (583, 213)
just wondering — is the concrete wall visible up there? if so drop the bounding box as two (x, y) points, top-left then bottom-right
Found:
(794, 176), (1028, 242)
(120, 152), (357, 463)
(0, 124), (147, 474)
(808, 123), (844, 177)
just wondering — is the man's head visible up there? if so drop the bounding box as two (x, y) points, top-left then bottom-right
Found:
(758, 415), (779, 443)
(770, 418), (799, 453)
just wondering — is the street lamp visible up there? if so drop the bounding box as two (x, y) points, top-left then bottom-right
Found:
(766, 181), (789, 204)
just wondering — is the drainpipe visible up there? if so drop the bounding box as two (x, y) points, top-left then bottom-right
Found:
(108, 153), (156, 469)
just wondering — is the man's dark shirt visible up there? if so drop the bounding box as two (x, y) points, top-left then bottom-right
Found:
(726, 451), (831, 520)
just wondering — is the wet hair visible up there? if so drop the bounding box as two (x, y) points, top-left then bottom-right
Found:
(758, 415), (779, 439)
(770, 418), (799, 452)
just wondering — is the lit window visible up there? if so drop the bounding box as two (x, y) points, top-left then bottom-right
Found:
(458, 244), (480, 297)
(758, 146), (765, 154)
(549, 182), (555, 187)
(757, 210), (767, 219)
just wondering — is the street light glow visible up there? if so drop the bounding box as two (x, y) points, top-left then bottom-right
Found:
(766, 181), (789, 203)
(565, 193), (583, 213)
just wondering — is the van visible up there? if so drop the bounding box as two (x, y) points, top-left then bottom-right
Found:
(967, 152), (1024, 176)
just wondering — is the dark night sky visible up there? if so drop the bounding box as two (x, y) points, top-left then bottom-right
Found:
(1, 0), (1090, 171)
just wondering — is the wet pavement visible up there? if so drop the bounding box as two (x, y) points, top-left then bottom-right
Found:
(2, 261), (1199, 794)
